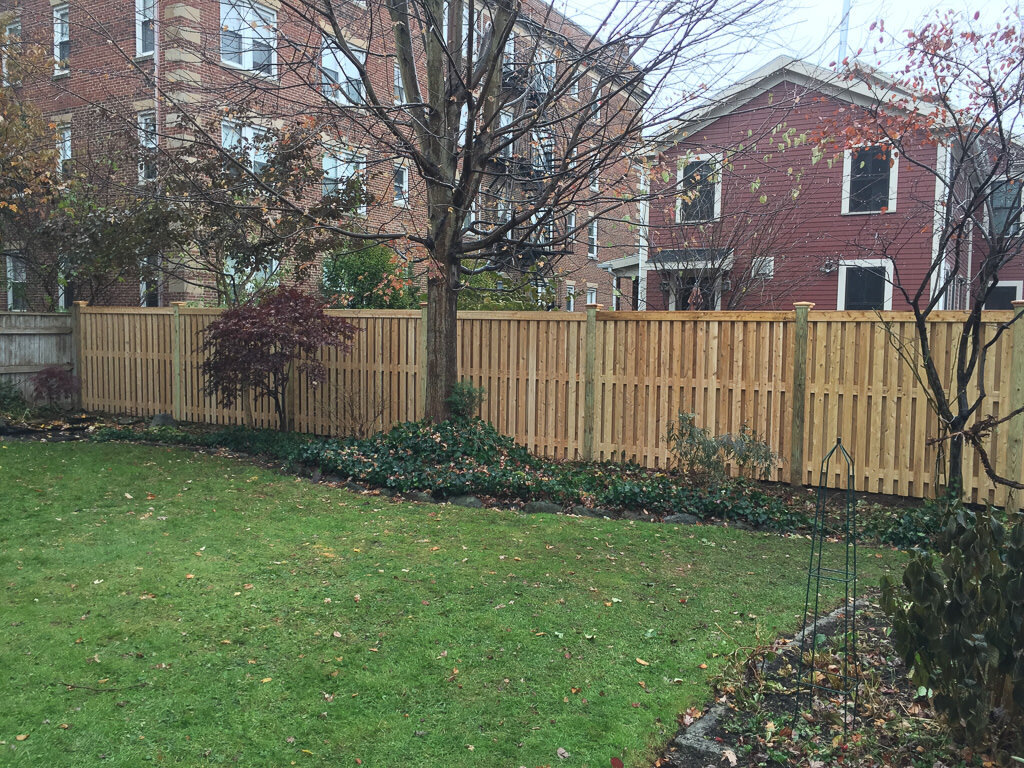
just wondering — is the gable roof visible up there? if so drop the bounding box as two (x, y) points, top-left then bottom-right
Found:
(656, 55), (927, 145)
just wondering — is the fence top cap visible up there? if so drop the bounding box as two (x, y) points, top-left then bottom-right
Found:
(1013, 300), (1024, 308)
(793, 302), (816, 309)
(585, 303), (603, 309)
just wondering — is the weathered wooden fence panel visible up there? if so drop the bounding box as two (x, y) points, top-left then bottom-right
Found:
(71, 304), (1024, 503)
(0, 313), (74, 400)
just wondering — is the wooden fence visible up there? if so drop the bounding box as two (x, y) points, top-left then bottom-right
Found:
(70, 302), (1024, 506)
(0, 313), (74, 398)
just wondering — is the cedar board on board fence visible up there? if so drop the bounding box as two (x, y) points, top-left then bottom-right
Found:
(0, 313), (74, 399)
(70, 305), (1024, 506)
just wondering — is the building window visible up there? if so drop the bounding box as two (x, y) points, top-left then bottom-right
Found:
(534, 48), (554, 92)
(586, 285), (597, 305)
(220, 0), (276, 76)
(502, 29), (514, 74)
(843, 145), (898, 214)
(57, 124), (71, 177)
(751, 256), (774, 279)
(990, 178), (1022, 236)
(323, 150), (366, 214)
(676, 154), (720, 223)
(590, 80), (601, 121)
(5, 252), (27, 311)
(393, 60), (405, 103)
(3, 19), (21, 86)
(221, 120), (270, 173)
(565, 284), (575, 311)
(837, 259), (893, 310)
(322, 38), (365, 104)
(589, 168), (599, 192)
(393, 163), (409, 206)
(136, 0), (155, 57)
(53, 5), (69, 72)
(138, 111), (158, 182)
(587, 220), (598, 259)
(984, 281), (1023, 310)
(567, 211), (576, 241)
(497, 110), (513, 157)
(568, 72), (578, 99)
(140, 255), (159, 307)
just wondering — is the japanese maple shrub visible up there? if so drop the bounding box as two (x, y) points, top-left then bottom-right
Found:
(200, 288), (357, 430)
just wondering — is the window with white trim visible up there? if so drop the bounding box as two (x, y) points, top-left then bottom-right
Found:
(502, 28), (514, 74)
(393, 60), (405, 103)
(322, 38), (365, 104)
(323, 150), (366, 214)
(532, 130), (554, 174)
(565, 283), (575, 311)
(589, 77), (601, 121)
(5, 252), (27, 311)
(751, 256), (774, 279)
(837, 259), (893, 310)
(138, 111), (157, 182)
(53, 5), (69, 72)
(140, 254), (159, 307)
(221, 120), (270, 173)
(586, 285), (597, 304)
(567, 211), (576, 241)
(587, 219), (598, 259)
(393, 163), (409, 206)
(842, 145), (898, 214)
(676, 153), (721, 223)
(497, 110), (513, 157)
(56, 124), (71, 177)
(990, 178), (1022, 237)
(3, 19), (21, 86)
(220, 0), (276, 76)
(534, 47), (554, 93)
(984, 280), (1023, 310)
(589, 167), (599, 192)
(136, 0), (155, 57)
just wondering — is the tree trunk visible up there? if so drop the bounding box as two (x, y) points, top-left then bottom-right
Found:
(947, 431), (964, 500)
(425, 266), (458, 423)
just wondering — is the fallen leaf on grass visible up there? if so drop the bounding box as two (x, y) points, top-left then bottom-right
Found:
(636, 658), (649, 666)
(261, 677), (272, 683)
(333, 631), (342, 638)
(15, 735), (28, 741)
(557, 747), (570, 759)
(722, 748), (737, 766)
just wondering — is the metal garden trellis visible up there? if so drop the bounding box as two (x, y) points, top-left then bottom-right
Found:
(797, 437), (859, 736)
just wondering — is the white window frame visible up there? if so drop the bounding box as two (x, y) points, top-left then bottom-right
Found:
(586, 285), (597, 305)
(220, 0), (277, 76)
(566, 211), (576, 242)
(322, 38), (365, 104)
(986, 280), (1024, 309)
(138, 110), (158, 182)
(589, 167), (599, 192)
(6, 253), (27, 311)
(751, 256), (774, 279)
(393, 59), (405, 104)
(140, 254), (160, 307)
(565, 282), (575, 311)
(393, 162), (409, 207)
(535, 47), (555, 93)
(841, 145), (899, 215)
(532, 130), (554, 174)
(836, 258), (893, 311)
(136, 0), (155, 57)
(53, 4), (69, 73)
(497, 110), (513, 157)
(221, 120), (270, 172)
(3, 18), (21, 86)
(323, 149), (366, 215)
(502, 28), (514, 71)
(675, 152), (722, 224)
(56, 124), (71, 177)
(587, 219), (598, 259)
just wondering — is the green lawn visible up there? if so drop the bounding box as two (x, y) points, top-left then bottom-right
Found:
(0, 441), (900, 767)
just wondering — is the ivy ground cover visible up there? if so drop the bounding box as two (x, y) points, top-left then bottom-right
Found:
(0, 442), (901, 767)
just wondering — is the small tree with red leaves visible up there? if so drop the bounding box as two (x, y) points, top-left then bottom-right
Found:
(200, 288), (357, 431)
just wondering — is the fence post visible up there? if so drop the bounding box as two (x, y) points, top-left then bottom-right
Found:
(1006, 300), (1024, 513)
(582, 303), (601, 461)
(790, 302), (814, 486)
(418, 301), (428, 420)
(170, 302), (185, 422)
(70, 301), (88, 409)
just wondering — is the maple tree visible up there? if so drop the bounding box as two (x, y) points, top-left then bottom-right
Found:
(830, 8), (1024, 494)
(199, 287), (358, 430)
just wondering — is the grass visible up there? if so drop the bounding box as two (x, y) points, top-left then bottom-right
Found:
(0, 441), (902, 767)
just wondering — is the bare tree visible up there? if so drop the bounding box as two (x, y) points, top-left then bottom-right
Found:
(831, 8), (1024, 494)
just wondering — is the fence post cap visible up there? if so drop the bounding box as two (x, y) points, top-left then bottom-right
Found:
(169, 301), (187, 307)
(793, 302), (815, 310)
(585, 303), (603, 310)
(1012, 300), (1024, 309)
(419, 301), (428, 309)
(72, 300), (89, 307)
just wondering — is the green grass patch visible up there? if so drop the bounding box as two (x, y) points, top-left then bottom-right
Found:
(0, 442), (901, 767)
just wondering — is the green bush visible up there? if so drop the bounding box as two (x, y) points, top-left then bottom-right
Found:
(881, 502), (1024, 757)
(861, 498), (946, 550)
(446, 381), (486, 423)
(0, 379), (28, 416)
(668, 413), (779, 485)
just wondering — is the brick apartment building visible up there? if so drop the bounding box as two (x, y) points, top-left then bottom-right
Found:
(0, 0), (647, 312)
(608, 56), (1023, 311)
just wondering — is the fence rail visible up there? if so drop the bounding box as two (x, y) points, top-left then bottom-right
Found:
(69, 302), (1024, 506)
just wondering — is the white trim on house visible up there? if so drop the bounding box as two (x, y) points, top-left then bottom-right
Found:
(836, 258), (893, 310)
(675, 152), (722, 224)
(988, 280), (1024, 308)
(841, 145), (899, 215)
(6, 253), (27, 311)
(929, 143), (951, 309)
